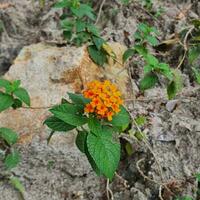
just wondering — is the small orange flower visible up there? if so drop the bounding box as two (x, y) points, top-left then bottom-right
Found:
(83, 80), (123, 121)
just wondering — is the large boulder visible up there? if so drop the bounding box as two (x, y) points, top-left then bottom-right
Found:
(0, 42), (133, 200)
(0, 42), (133, 144)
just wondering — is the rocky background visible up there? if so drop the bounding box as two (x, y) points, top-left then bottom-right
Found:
(0, 0), (200, 200)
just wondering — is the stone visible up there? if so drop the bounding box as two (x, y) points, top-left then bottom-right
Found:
(0, 42), (133, 144)
(0, 42), (132, 200)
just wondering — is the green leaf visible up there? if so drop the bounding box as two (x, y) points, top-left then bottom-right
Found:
(125, 142), (133, 156)
(5, 150), (21, 170)
(157, 63), (173, 80)
(139, 72), (158, 90)
(92, 36), (105, 50)
(123, 48), (135, 63)
(144, 54), (159, 66)
(0, 128), (18, 145)
(87, 131), (120, 180)
(111, 106), (130, 128)
(88, 45), (107, 66)
(87, 24), (100, 36)
(85, 145), (102, 176)
(9, 177), (25, 196)
(144, 64), (153, 74)
(0, 92), (14, 112)
(134, 45), (148, 57)
(167, 81), (176, 100)
(13, 87), (30, 106)
(88, 117), (102, 136)
(192, 67), (200, 84)
(189, 45), (200, 64)
(146, 35), (158, 46)
(71, 4), (96, 21)
(12, 99), (23, 109)
(0, 79), (11, 91)
(135, 116), (147, 126)
(50, 104), (88, 126)
(11, 80), (21, 92)
(137, 23), (149, 34)
(54, 0), (69, 8)
(76, 20), (86, 32)
(167, 69), (182, 99)
(196, 173), (200, 182)
(76, 130), (88, 153)
(44, 116), (76, 132)
(67, 93), (90, 105)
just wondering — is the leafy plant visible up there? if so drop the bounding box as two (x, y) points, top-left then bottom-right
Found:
(45, 80), (131, 180)
(123, 23), (180, 98)
(0, 78), (30, 198)
(54, 0), (115, 66)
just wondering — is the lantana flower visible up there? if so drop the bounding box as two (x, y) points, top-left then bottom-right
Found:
(83, 80), (123, 121)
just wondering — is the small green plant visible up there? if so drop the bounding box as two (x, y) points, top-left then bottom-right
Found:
(54, 0), (115, 66)
(123, 23), (182, 99)
(0, 78), (30, 198)
(142, 0), (153, 10)
(44, 80), (131, 180)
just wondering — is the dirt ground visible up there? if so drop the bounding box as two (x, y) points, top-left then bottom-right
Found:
(0, 0), (200, 199)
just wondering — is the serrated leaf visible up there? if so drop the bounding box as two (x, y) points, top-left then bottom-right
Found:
(13, 87), (30, 106)
(111, 106), (130, 128)
(87, 132), (120, 180)
(44, 116), (76, 131)
(50, 104), (88, 126)
(68, 93), (90, 105)
(0, 128), (18, 145)
(123, 48), (135, 63)
(139, 73), (158, 90)
(5, 150), (21, 170)
(88, 45), (107, 66)
(9, 177), (25, 196)
(76, 130), (88, 153)
(0, 92), (14, 112)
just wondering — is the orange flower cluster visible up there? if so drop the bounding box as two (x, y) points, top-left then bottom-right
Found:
(83, 80), (123, 121)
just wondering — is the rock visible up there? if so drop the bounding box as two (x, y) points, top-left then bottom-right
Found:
(0, 42), (133, 200)
(130, 187), (147, 200)
(166, 100), (179, 112)
(0, 0), (62, 75)
(0, 42), (133, 144)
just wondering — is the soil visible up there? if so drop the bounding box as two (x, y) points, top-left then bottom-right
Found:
(0, 0), (200, 200)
